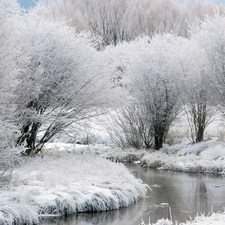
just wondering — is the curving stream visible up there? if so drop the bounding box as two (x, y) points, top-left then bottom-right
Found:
(40, 163), (225, 225)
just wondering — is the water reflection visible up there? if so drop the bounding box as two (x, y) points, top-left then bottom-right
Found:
(194, 181), (209, 213)
(40, 197), (152, 225)
(41, 164), (225, 225)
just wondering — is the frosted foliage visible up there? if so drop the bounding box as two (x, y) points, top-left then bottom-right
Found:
(190, 14), (225, 106)
(114, 35), (188, 108)
(0, 0), (24, 90)
(0, 2), (24, 78)
(190, 14), (225, 73)
(14, 7), (122, 153)
(17, 12), (104, 114)
(23, 7), (118, 111)
(0, 0), (24, 151)
(127, 35), (190, 100)
(0, 155), (148, 222)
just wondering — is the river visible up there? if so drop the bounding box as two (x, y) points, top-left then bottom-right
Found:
(40, 163), (225, 225)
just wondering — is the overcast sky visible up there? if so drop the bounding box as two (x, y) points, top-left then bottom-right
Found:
(18, 0), (224, 9)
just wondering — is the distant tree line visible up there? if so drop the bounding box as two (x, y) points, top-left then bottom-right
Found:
(47, 0), (224, 46)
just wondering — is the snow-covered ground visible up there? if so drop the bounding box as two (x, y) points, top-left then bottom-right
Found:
(0, 152), (148, 224)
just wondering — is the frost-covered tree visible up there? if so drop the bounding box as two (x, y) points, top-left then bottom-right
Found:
(186, 13), (225, 142)
(178, 40), (213, 143)
(15, 7), (119, 155)
(125, 35), (190, 150)
(190, 14), (225, 112)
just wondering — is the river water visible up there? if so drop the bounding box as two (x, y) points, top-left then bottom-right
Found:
(41, 163), (225, 225)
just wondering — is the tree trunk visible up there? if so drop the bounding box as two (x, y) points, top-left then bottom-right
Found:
(17, 122), (41, 155)
(193, 102), (207, 143)
(154, 135), (163, 150)
(196, 128), (204, 143)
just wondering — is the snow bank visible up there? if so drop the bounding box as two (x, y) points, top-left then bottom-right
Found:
(140, 212), (225, 225)
(140, 139), (225, 175)
(0, 154), (148, 224)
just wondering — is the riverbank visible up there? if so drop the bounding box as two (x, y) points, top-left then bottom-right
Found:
(67, 138), (225, 175)
(140, 138), (225, 175)
(0, 153), (148, 224)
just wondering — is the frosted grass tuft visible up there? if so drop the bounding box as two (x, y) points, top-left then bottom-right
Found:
(0, 154), (148, 224)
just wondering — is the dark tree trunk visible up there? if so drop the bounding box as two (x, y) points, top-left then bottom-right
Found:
(17, 122), (41, 155)
(16, 99), (46, 155)
(16, 123), (31, 146)
(196, 128), (204, 143)
(152, 85), (177, 150)
(153, 115), (169, 150)
(192, 102), (207, 143)
(154, 135), (164, 150)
